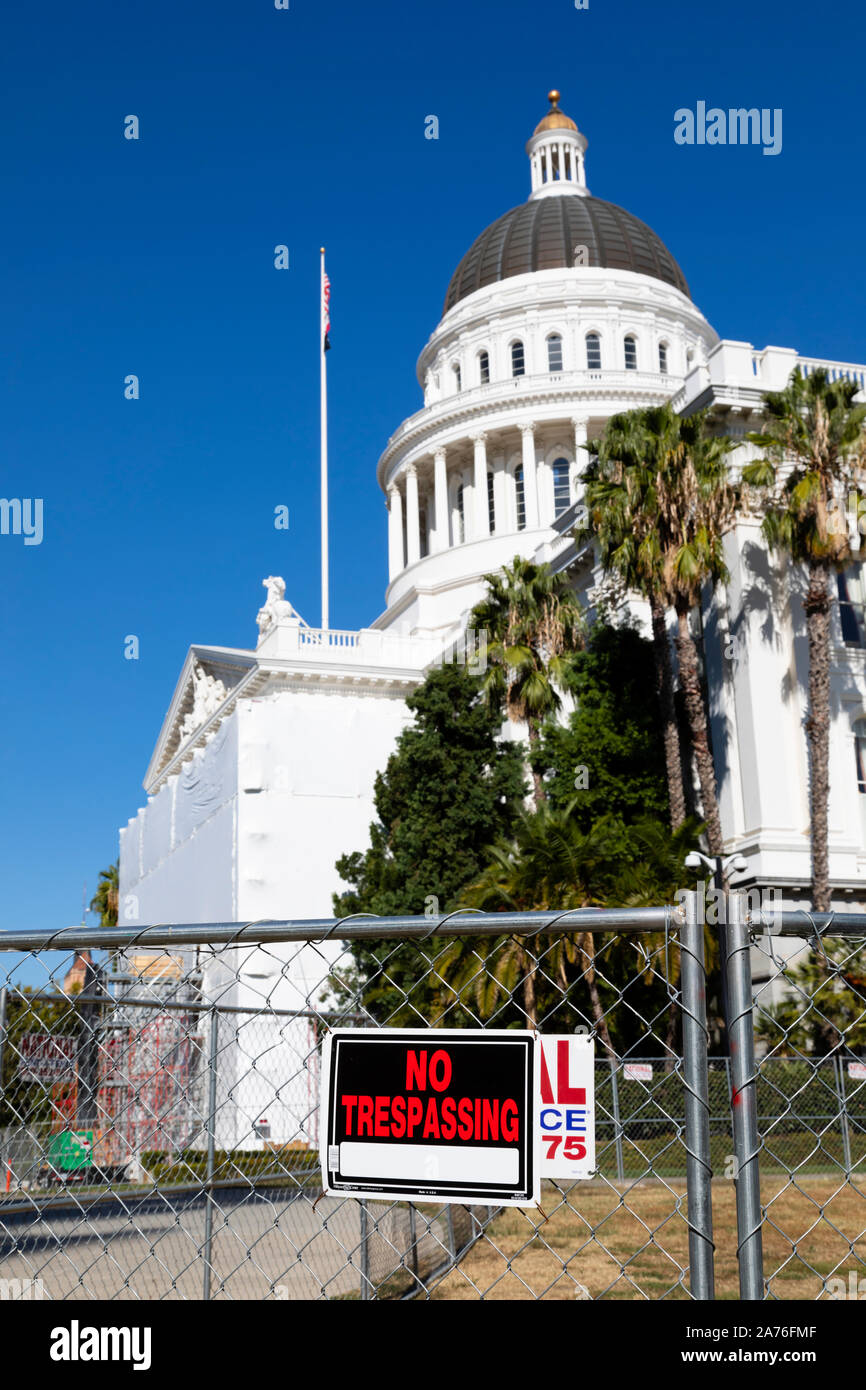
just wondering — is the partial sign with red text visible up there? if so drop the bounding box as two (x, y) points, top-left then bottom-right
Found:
(320, 1029), (539, 1206)
(538, 1035), (595, 1179)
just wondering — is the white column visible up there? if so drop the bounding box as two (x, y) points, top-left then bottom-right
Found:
(387, 486), (403, 580)
(405, 464), (420, 566)
(492, 453), (508, 535)
(572, 417), (590, 503)
(433, 447), (449, 552)
(472, 433), (489, 540)
(520, 423), (540, 530)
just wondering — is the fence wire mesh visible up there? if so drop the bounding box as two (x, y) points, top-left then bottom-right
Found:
(0, 901), (863, 1301)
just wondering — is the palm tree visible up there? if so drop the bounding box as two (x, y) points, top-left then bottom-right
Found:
(439, 802), (694, 1050)
(470, 557), (584, 807)
(742, 368), (866, 913)
(581, 406), (688, 830)
(90, 862), (119, 927)
(582, 404), (737, 858)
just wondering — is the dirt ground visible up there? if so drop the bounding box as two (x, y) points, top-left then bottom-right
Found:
(428, 1175), (866, 1300)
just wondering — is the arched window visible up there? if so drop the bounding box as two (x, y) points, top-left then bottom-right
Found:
(659, 342), (669, 374)
(515, 466), (526, 531)
(586, 332), (601, 371)
(552, 458), (571, 518)
(624, 335), (638, 370)
(511, 341), (525, 377)
(478, 350), (490, 385)
(452, 362), (462, 392)
(838, 566), (866, 646)
(547, 334), (563, 373)
(487, 469), (495, 532)
(456, 484), (465, 544)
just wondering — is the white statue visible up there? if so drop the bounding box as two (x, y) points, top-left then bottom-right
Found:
(179, 660), (228, 741)
(256, 576), (306, 642)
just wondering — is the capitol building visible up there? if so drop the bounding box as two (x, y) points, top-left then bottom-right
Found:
(117, 91), (866, 1141)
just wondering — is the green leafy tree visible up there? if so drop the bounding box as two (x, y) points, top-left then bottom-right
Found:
(331, 662), (526, 1022)
(742, 368), (866, 915)
(470, 556), (584, 807)
(579, 406), (688, 829)
(438, 804), (696, 1050)
(530, 620), (671, 830)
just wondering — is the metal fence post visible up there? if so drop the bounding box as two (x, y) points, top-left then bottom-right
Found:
(0, 985), (7, 1109)
(608, 1056), (625, 1182)
(408, 1203), (419, 1282)
(680, 890), (715, 1299)
(359, 1200), (370, 1300)
(725, 891), (764, 1300)
(834, 1054), (853, 1179)
(202, 1006), (219, 1302)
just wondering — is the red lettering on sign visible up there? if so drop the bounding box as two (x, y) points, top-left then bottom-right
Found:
(557, 1040), (586, 1104)
(357, 1096), (374, 1136)
(501, 1098), (519, 1142)
(440, 1096), (457, 1140)
(341, 1095), (358, 1135)
(428, 1049), (452, 1091)
(406, 1051), (427, 1090)
(391, 1095), (406, 1139)
(481, 1099), (498, 1140)
(422, 1097), (441, 1138)
(374, 1096), (390, 1137)
(406, 1095), (423, 1137)
(457, 1097), (473, 1140)
(540, 1047), (555, 1104)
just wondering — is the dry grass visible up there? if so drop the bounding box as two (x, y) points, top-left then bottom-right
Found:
(428, 1176), (866, 1300)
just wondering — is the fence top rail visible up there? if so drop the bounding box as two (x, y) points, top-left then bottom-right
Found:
(0, 906), (679, 953)
(753, 908), (866, 937)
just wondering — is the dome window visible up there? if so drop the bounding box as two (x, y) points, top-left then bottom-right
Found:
(585, 333), (601, 371)
(547, 334), (564, 373)
(515, 466), (526, 531)
(487, 469), (496, 532)
(453, 362), (462, 392)
(659, 342), (669, 374)
(478, 350), (490, 385)
(456, 484), (465, 544)
(624, 335), (638, 371)
(552, 458), (571, 517)
(511, 341), (525, 377)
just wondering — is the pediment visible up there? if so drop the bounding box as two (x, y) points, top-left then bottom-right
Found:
(144, 644), (257, 792)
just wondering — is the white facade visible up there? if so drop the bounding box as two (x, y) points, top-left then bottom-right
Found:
(119, 93), (866, 1140)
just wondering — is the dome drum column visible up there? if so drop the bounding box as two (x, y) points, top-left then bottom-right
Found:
(405, 464), (421, 567)
(432, 447), (449, 553)
(387, 485), (404, 580)
(520, 423), (540, 529)
(472, 433), (490, 540)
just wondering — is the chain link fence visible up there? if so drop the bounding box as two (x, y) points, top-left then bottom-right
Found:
(0, 897), (863, 1300)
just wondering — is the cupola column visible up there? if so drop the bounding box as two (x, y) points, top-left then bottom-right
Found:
(472, 433), (490, 539)
(432, 447), (449, 552)
(520, 423), (540, 530)
(387, 485), (404, 579)
(405, 464), (421, 566)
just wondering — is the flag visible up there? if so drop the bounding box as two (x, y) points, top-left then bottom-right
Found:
(323, 269), (331, 352)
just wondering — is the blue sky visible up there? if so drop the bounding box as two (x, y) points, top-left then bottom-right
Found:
(0, 0), (863, 945)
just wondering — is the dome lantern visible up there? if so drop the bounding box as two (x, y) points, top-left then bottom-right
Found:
(526, 89), (588, 200)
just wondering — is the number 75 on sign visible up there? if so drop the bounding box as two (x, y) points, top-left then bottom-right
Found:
(538, 1035), (595, 1179)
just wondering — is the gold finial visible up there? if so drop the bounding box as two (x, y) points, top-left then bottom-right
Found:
(548, 89), (561, 107)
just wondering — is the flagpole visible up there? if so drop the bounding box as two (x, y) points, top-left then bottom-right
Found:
(320, 247), (329, 631)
